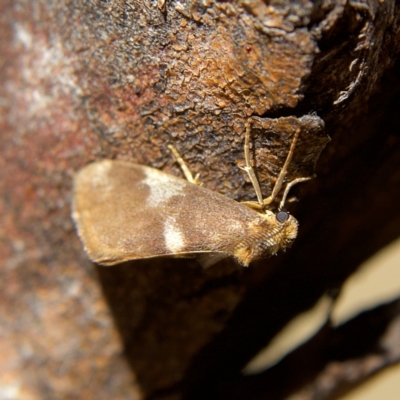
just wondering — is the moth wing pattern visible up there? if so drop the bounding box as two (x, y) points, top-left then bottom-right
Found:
(72, 160), (275, 266)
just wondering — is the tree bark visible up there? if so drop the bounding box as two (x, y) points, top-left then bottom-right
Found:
(1, 0), (400, 399)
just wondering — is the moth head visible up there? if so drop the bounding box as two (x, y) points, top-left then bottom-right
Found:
(233, 209), (298, 267)
(261, 209), (298, 247)
(275, 210), (298, 246)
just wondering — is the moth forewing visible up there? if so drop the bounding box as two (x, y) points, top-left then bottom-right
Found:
(72, 160), (298, 267)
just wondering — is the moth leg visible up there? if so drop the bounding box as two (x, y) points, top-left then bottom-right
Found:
(241, 121), (264, 206)
(263, 128), (301, 207)
(157, 0), (166, 12)
(168, 145), (202, 186)
(240, 200), (264, 211)
(279, 175), (315, 210)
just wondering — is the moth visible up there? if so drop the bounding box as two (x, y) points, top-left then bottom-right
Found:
(72, 122), (311, 267)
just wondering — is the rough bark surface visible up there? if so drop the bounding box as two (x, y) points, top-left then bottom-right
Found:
(1, 0), (400, 399)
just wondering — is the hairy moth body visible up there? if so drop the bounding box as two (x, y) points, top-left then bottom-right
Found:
(72, 160), (298, 267)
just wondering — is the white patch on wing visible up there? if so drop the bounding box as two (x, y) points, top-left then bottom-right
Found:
(164, 217), (185, 253)
(143, 167), (187, 207)
(89, 160), (113, 189)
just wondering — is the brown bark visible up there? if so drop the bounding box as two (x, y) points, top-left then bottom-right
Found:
(1, 0), (400, 399)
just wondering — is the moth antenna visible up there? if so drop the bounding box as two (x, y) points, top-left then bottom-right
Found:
(168, 144), (202, 186)
(263, 128), (301, 206)
(242, 121), (264, 206)
(279, 176), (315, 210)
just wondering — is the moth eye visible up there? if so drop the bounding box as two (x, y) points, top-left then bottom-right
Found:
(276, 211), (289, 223)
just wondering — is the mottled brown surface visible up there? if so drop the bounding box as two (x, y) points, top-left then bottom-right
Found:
(1, 0), (400, 399)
